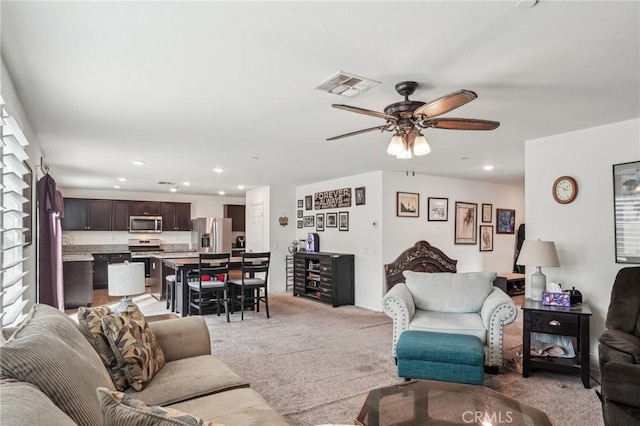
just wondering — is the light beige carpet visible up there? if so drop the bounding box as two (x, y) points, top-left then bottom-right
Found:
(137, 292), (604, 426)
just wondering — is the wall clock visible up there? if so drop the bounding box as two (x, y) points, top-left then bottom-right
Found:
(552, 176), (578, 204)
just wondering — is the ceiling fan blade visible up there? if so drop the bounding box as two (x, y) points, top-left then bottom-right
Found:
(326, 125), (391, 141)
(413, 90), (477, 118)
(421, 118), (500, 131)
(332, 104), (397, 122)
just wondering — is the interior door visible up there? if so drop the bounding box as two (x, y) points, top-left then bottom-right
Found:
(249, 203), (265, 252)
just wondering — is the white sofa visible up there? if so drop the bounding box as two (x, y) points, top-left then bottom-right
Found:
(382, 270), (517, 367)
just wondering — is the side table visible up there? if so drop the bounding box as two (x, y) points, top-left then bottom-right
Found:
(521, 299), (592, 388)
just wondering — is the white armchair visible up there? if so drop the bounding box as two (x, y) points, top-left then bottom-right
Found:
(382, 270), (517, 367)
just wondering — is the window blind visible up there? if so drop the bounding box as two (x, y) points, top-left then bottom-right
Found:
(1, 95), (31, 327)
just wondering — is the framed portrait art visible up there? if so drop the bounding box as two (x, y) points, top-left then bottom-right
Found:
(297, 199), (303, 208)
(297, 220), (303, 229)
(397, 192), (419, 217)
(355, 187), (366, 205)
(316, 213), (324, 232)
(297, 210), (303, 218)
(326, 212), (337, 228)
(496, 208), (516, 234)
(482, 203), (492, 223)
(427, 197), (448, 221)
(479, 225), (493, 252)
(339, 211), (349, 231)
(303, 215), (314, 227)
(454, 202), (477, 244)
(305, 195), (313, 211)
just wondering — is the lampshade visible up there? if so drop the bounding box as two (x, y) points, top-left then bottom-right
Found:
(516, 240), (560, 267)
(396, 147), (412, 159)
(386, 134), (404, 155)
(108, 262), (145, 311)
(413, 134), (431, 156)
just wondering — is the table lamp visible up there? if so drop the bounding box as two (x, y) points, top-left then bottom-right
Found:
(516, 239), (560, 301)
(108, 261), (145, 312)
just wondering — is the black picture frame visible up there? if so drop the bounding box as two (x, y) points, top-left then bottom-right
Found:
(454, 201), (477, 244)
(427, 197), (448, 221)
(297, 209), (303, 218)
(305, 195), (312, 210)
(479, 225), (493, 252)
(297, 199), (303, 208)
(303, 215), (314, 227)
(397, 192), (419, 217)
(339, 211), (349, 231)
(496, 208), (516, 234)
(355, 187), (366, 205)
(297, 220), (303, 229)
(614, 161), (640, 263)
(326, 212), (337, 228)
(316, 213), (324, 231)
(482, 203), (492, 223)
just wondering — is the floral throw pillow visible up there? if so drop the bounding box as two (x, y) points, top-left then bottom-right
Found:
(77, 305), (129, 391)
(101, 306), (165, 391)
(97, 387), (222, 426)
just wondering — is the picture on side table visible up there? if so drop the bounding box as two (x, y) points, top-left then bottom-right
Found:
(326, 212), (337, 228)
(482, 203), (492, 223)
(305, 195), (313, 210)
(316, 213), (324, 231)
(339, 211), (349, 231)
(427, 197), (448, 221)
(297, 199), (303, 208)
(496, 208), (516, 234)
(479, 225), (494, 251)
(397, 192), (419, 217)
(355, 187), (366, 205)
(454, 202), (477, 244)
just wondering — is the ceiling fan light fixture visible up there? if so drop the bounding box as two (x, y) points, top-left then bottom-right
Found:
(396, 147), (412, 159)
(412, 134), (431, 156)
(387, 134), (405, 156)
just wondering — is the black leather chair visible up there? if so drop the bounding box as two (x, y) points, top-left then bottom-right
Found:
(598, 266), (640, 425)
(228, 252), (271, 320)
(187, 253), (231, 321)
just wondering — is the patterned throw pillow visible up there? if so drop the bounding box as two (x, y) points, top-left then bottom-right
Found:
(77, 305), (129, 391)
(97, 387), (222, 426)
(101, 306), (166, 391)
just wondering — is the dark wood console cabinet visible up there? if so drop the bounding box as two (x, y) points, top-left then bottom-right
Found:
(293, 252), (354, 307)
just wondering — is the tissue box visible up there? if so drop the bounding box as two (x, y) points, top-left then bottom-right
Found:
(542, 292), (571, 307)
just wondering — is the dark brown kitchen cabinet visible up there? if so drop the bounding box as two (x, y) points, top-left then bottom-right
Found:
(224, 204), (246, 232)
(161, 202), (191, 231)
(62, 198), (112, 231)
(92, 252), (131, 289)
(112, 200), (130, 231)
(63, 260), (93, 308)
(130, 201), (162, 216)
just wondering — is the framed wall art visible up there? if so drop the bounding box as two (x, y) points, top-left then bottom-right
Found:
(339, 211), (349, 231)
(305, 195), (313, 210)
(479, 225), (493, 252)
(613, 160), (640, 263)
(297, 209), (303, 218)
(496, 208), (516, 234)
(482, 203), (492, 223)
(355, 187), (366, 205)
(427, 197), (448, 221)
(454, 201), (477, 244)
(326, 212), (337, 228)
(303, 215), (314, 227)
(297, 220), (303, 229)
(316, 213), (324, 231)
(297, 199), (303, 208)
(397, 192), (419, 217)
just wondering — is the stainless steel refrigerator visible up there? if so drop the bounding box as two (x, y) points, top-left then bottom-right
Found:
(191, 218), (232, 253)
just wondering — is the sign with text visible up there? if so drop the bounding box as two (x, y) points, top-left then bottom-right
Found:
(314, 188), (352, 210)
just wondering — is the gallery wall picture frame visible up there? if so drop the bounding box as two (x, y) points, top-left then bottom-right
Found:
(326, 212), (337, 228)
(305, 195), (313, 210)
(454, 201), (478, 245)
(316, 213), (325, 231)
(355, 187), (366, 205)
(482, 203), (492, 223)
(297, 220), (303, 229)
(496, 208), (516, 234)
(479, 225), (494, 252)
(339, 211), (349, 231)
(613, 160), (640, 263)
(303, 215), (315, 227)
(427, 197), (448, 221)
(397, 192), (420, 217)
(297, 210), (303, 218)
(297, 199), (303, 208)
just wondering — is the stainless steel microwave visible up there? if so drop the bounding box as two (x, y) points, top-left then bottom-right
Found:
(129, 216), (162, 233)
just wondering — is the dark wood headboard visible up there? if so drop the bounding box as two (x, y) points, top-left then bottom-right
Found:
(384, 240), (457, 292)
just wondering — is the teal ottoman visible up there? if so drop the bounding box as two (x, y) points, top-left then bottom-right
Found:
(396, 330), (484, 385)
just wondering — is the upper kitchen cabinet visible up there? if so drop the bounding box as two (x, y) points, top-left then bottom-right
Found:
(224, 204), (246, 232)
(161, 202), (191, 231)
(112, 200), (130, 231)
(130, 201), (162, 216)
(62, 198), (112, 231)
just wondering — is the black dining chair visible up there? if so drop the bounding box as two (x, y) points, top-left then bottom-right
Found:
(187, 253), (231, 321)
(228, 252), (271, 320)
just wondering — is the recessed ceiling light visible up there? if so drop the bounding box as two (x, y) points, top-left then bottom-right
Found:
(237, 185), (245, 190)
(218, 191), (225, 195)
(460, 157), (469, 160)
(132, 160), (146, 166)
(183, 181), (191, 186)
(250, 156), (259, 160)
(483, 165), (494, 171)
(213, 168), (224, 173)
(170, 188), (177, 193)
(113, 185), (121, 189)
(118, 177), (127, 182)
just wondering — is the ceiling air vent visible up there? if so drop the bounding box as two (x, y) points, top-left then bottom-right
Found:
(157, 181), (176, 185)
(315, 71), (380, 97)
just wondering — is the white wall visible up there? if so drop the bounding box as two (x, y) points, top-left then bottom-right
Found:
(268, 185), (296, 292)
(525, 118), (640, 357)
(59, 187), (244, 246)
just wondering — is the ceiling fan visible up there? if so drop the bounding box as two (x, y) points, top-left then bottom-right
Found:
(327, 81), (500, 158)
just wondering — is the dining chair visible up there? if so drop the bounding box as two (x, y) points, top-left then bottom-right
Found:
(187, 252), (231, 322)
(228, 252), (271, 320)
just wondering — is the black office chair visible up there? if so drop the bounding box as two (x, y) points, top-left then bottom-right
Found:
(187, 253), (231, 322)
(228, 252), (271, 320)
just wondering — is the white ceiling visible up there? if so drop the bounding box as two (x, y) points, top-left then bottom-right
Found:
(2, 1), (639, 197)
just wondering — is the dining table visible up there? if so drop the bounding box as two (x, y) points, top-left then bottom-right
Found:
(161, 255), (243, 316)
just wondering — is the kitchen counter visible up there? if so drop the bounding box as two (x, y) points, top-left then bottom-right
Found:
(62, 253), (94, 262)
(150, 251), (200, 259)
